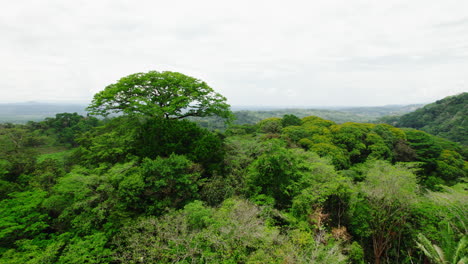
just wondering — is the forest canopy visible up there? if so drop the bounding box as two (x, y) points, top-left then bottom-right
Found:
(0, 74), (466, 264)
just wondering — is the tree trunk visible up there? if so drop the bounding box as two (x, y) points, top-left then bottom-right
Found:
(373, 235), (384, 264)
(374, 250), (381, 264)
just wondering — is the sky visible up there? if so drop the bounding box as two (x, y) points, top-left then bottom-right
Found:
(1, 0), (467, 106)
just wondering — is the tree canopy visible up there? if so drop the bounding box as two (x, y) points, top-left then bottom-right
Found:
(87, 71), (232, 120)
(1, 92), (467, 263)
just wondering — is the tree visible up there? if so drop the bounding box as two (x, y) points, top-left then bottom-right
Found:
(42, 113), (101, 146)
(87, 71), (233, 120)
(246, 140), (303, 208)
(0, 126), (40, 181)
(134, 118), (224, 174)
(258, 117), (283, 134)
(348, 161), (419, 264)
(282, 114), (302, 127)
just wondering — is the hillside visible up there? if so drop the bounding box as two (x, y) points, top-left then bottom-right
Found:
(381, 93), (467, 145)
(334, 104), (423, 119)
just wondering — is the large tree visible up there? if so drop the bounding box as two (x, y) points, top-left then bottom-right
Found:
(87, 71), (232, 120)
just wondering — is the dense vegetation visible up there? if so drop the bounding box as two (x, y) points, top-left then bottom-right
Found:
(0, 73), (466, 263)
(379, 93), (467, 145)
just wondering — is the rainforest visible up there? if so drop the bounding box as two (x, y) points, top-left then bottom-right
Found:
(0, 72), (466, 264)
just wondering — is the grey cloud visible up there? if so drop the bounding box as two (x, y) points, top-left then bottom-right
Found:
(433, 17), (468, 28)
(341, 52), (468, 69)
(1, 0), (467, 106)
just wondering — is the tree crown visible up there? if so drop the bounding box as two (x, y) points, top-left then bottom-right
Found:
(87, 71), (232, 120)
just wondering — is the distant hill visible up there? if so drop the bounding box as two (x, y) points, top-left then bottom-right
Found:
(192, 108), (372, 130)
(380, 93), (467, 145)
(0, 102), (424, 126)
(231, 104), (424, 117)
(191, 105), (424, 130)
(0, 102), (422, 129)
(0, 102), (87, 123)
(334, 104), (424, 119)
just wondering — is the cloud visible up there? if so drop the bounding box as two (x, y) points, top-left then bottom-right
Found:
(433, 17), (468, 28)
(0, 0), (467, 106)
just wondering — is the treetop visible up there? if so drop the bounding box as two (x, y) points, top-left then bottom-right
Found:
(87, 71), (233, 121)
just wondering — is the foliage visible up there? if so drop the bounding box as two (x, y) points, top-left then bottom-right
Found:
(348, 161), (419, 264)
(416, 227), (467, 264)
(0, 191), (49, 248)
(426, 183), (468, 234)
(0, 125), (40, 181)
(257, 117), (283, 134)
(43, 166), (119, 234)
(133, 118), (225, 173)
(118, 154), (201, 215)
(290, 157), (351, 221)
(245, 140), (308, 208)
(282, 114), (302, 127)
(40, 113), (100, 146)
(348, 241), (365, 264)
(73, 116), (139, 165)
(75, 116), (225, 174)
(330, 122), (373, 164)
(114, 198), (348, 264)
(57, 232), (114, 264)
(404, 129), (467, 186)
(0, 96), (466, 263)
(308, 142), (350, 169)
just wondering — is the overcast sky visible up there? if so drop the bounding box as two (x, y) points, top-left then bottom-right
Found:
(1, 0), (467, 106)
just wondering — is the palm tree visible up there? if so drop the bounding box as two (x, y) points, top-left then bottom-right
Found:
(415, 225), (467, 264)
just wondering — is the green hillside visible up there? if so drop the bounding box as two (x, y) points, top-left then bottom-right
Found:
(382, 93), (467, 145)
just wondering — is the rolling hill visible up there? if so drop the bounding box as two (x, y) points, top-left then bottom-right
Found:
(380, 93), (467, 145)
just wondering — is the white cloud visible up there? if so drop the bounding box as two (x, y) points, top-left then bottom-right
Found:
(0, 0), (467, 105)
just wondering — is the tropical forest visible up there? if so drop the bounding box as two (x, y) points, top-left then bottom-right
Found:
(0, 71), (466, 264)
